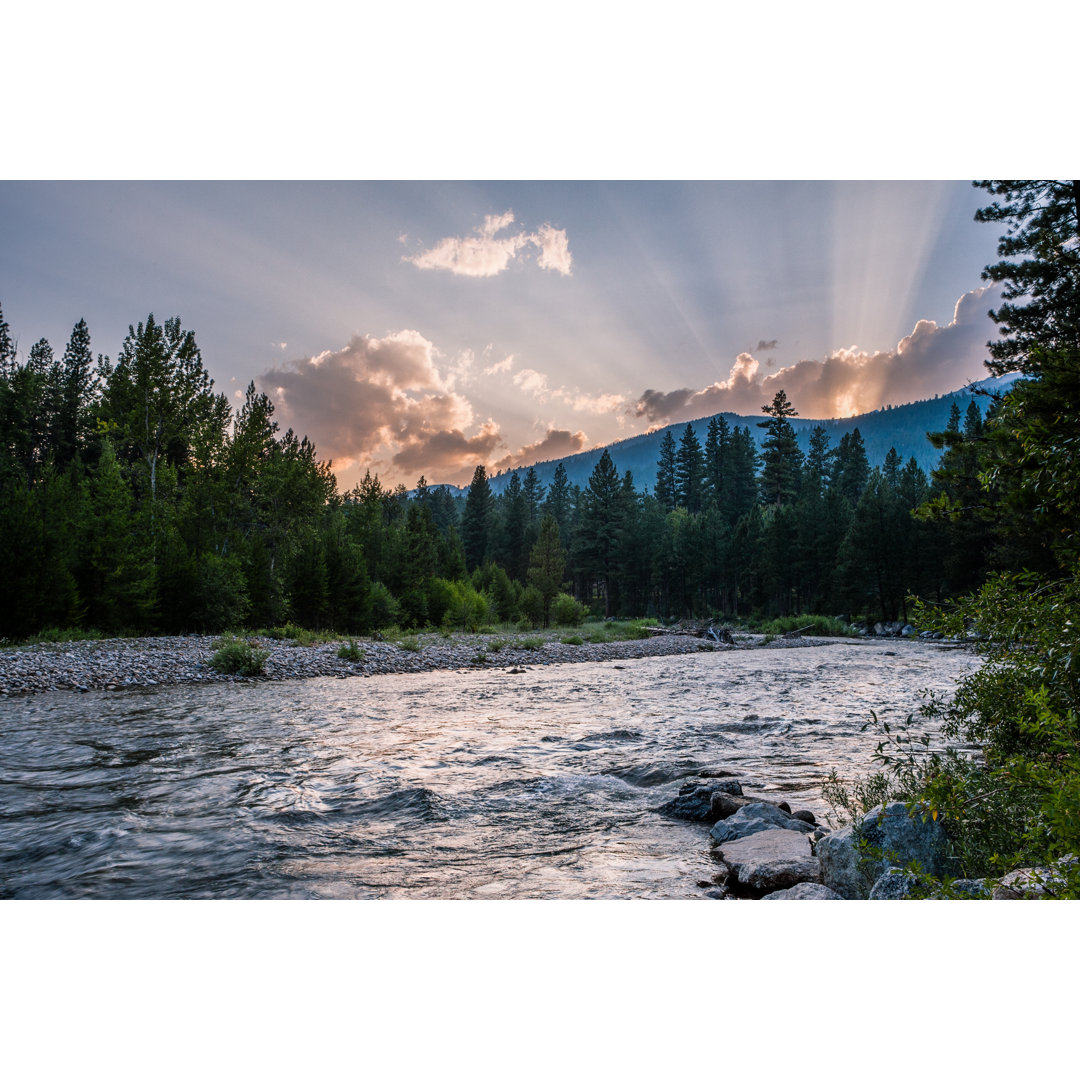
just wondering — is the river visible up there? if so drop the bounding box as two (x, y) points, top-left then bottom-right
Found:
(0, 639), (978, 899)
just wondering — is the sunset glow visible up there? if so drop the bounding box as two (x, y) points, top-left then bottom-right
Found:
(0, 181), (1002, 488)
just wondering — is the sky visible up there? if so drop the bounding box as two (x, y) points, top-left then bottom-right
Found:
(0, 180), (1007, 489)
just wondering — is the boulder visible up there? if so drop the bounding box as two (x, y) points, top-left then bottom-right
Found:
(710, 802), (814, 845)
(901, 624), (917, 638)
(816, 825), (876, 899)
(951, 879), (992, 899)
(658, 780), (744, 822)
(859, 802), (958, 880)
(869, 868), (919, 899)
(710, 791), (754, 820)
(992, 863), (1072, 899)
(818, 802), (957, 898)
(717, 829), (821, 894)
(791, 809), (816, 825)
(761, 882), (843, 900)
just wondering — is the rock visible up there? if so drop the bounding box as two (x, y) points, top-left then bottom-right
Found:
(792, 809), (816, 825)
(818, 802), (957, 898)
(709, 802), (814, 844)
(761, 882), (843, 900)
(992, 863), (1071, 899)
(869, 868), (919, 899)
(816, 825), (876, 899)
(778, 801), (791, 814)
(710, 791), (754, 820)
(659, 781), (743, 823)
(901, 624), (917, 637)
(858, 801), (958, 880)
(717, 829), (822, 894)
(951, 879), (992, 899)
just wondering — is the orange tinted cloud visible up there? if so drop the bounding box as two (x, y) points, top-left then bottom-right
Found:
(633, 288), (998, 424)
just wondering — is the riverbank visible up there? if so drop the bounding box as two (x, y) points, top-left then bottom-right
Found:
(0, 627), (853, 696)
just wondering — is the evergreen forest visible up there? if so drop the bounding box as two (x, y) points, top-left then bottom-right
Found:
(0, 300), (1010, 640)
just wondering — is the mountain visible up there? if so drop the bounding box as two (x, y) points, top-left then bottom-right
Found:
(479, 374), (1019, 496)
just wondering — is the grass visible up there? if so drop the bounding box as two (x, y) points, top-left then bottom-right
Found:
(209, 634), (269, 676)
(582, 619), (653, 644)
(337, 640), (364, 661)
(9, 627), (105, 647)
(513, 637), (544, 651)
(756, 614), (858, 638)
(560, 634), (585, 646)
(397, 636), (422, 653)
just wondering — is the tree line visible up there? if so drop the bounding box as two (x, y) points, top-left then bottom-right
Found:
(0, 298), (1006, 640)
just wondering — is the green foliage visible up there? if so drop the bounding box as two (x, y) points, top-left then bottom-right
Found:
(209, 634), (269, 676)
(552, 592), (586, 626)
(513, 637), (543, 651)
(757, 614), (856, 637)
(15, 626), (105, 646)
(560, 634), (584, 646)
(397, 635), (421, 653)
(337, 640), (364, 661)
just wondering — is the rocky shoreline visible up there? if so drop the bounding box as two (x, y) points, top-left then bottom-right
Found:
(0, 628), (839, 697)
(659, 776), (1073, 900)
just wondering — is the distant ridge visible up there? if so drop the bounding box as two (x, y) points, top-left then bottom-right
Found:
(472, 374), (1019, 496)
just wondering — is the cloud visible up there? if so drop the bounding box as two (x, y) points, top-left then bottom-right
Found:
(492, 428), (588, 472)
(484, 354), (515, 376)
(632, 287), (1000, 425)
(405, 211), (573, 277)
(258, 329), (502, 487)
(756, 339), (779, 352)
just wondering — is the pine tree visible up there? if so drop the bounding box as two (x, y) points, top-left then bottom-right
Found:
(55, 318), (97, 469)
(675, 422), (706, 513)
(830, 428), (870, 504)
(527, 514), (566, 627)
(704, 414), (731, 509)
(758, 389), (803, 507)
(654, 430), (677, 511)
(973, 180), (1080, 374)
(461, 464), (493, 571)
(543, 461), (573, 540)
(576, 449), (624, 616)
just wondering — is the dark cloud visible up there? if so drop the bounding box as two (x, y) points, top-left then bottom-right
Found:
(756, 339), (779, 352)
(492, 429), (587, 472)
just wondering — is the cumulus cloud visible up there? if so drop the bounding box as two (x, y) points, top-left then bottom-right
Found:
(632, 287), (1000, 426)
(258, 330), (502, 487)
(405, 211), (573, 277)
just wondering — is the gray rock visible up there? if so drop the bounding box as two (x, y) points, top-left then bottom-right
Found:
(859, 801), (958, 880)
(792, 809), (816, 825)
(992, 863), (1071, 899)
(659, 780), (744, 822)
(951, 878), (992, 899)
(816, 825), (876, 899)
(869, 868), (919, 899)
(717, 829), (821, 894)
(710, 801), (814, 844)
(710, 791), (754, 820)
(818, 802), (957, 898)
(761, 882), (844, 900)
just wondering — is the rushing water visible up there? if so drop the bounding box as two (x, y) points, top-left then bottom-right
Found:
(0, 640), (978, 899)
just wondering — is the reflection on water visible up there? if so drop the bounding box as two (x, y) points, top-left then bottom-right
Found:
(0, 641), (977, 899)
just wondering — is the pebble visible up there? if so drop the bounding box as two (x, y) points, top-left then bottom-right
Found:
(0, 631), (828, 697)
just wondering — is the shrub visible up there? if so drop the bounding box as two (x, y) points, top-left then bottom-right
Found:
(514, 637), (543, 651)
(398, 636), (421, 653)
(552, 593), (586, 627)
(758, 614), (857, 638)
(209, 634), (268, 676)
(560, 635), (584, 646)
(337, 640), (364, 661)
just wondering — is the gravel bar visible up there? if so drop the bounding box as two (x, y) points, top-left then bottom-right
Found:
(0, 630), (839, 697)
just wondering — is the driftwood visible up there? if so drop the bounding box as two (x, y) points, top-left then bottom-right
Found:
(645, 622), (736, 645)
(783, 625), (816, 639)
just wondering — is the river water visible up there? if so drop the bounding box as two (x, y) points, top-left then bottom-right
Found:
(0, 640), (978, 899)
